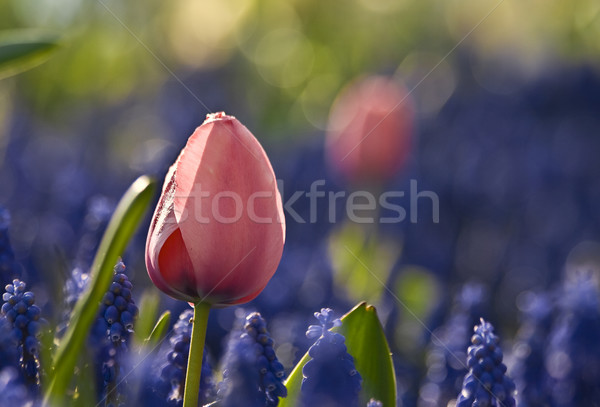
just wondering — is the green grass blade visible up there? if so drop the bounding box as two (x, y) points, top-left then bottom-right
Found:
(144, 310), (172, 348)
(43, 175), (156, 406)
(134, 289), (161, 345)
(0, 30), (61, 79)
(280, 302), (396, 407)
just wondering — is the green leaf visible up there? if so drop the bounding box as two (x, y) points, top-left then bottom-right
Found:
(43, 175), (156, 406)
(134, 289), (161, 345)
(329, 222), (400, 304)
(144, 310), (172, 349)
(280, 302), (396, 407)
(0, 30), (61, 79)
(393, 266), (441, 356)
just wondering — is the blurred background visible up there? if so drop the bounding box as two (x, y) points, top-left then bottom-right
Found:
(2, 0), (600, 405)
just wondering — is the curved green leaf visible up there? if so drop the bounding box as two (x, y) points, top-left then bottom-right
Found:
(0, 30), (61, 79)
(134, 289), (161, 345)
(144, 310), (172, 349)
(43, 175), (156, 406)
(280, 302), (396, 407)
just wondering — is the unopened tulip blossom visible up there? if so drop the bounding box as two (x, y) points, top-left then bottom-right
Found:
(145, 112), (285, 407)
(326, 75), (414, 186)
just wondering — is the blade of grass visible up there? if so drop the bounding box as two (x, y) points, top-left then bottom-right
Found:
(43, 175), (156, 406)
(134, 289), (161, 345)
(0, 30), (61, 79)
(144, 310), (172, 348)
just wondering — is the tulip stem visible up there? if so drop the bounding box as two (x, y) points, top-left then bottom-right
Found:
(183, 301), (211, 407)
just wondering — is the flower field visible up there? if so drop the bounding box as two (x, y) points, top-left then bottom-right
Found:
(1, 1), (600, 406)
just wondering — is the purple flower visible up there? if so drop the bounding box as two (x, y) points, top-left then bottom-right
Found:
(455, 319), (516, 407)
(301, 308), (361, 407)
(95, 260), (138, 406)
(218, 312), (286, 407)
(157, 309), (215, 406)
(1, 279), (42, 388)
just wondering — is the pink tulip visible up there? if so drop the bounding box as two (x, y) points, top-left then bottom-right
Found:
(325, 75), (414, 185)
(145, 112), (285, 306)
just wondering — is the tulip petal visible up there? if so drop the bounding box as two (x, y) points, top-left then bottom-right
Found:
(146, 113), (285, 306)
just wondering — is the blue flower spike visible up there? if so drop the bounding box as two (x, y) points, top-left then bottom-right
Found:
(301, 308), (362, 407)
(366, 398), (383, 407)
(456, 319), (516, 407)
(158, 309), (215, 406)
(545, 274), (600, 406)
(0, 367), (34, 406)
(218, 312), (286, 407)
(1, 279), (42, 388)
(97, 260), (138, 406)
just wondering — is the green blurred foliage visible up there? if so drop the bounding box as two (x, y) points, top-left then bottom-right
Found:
(0, 30), (61, 80)
(329, 221), (401, 304)
(393, 266), (441, 357)
(1, 0), (599, 141)
(133, 289), (161, 345)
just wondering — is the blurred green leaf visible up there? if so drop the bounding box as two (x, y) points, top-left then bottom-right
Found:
(134, 289), (161, 345)
(393, 266), (441, 355)
(43, 175), (156, 406)
(71, 351), (97, 407)
(280, 302), (396, 407)
(329, 222), (400, 303)
(395, 266), (440, 319)
(144, 310), (172, 349)
(0, 30), (61, 79)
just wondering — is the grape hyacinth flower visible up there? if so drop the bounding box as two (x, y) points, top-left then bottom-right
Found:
(0, 316), (19, 371)
(456, 319), (516, 407)
(64, 267), (90, 313)
(366, 399), (382, 407)
(158, 309), (215, 405)
(419, 283), (488, 407)
(0, 367), (34, 407)
(218, 312), (287, 407)
(1, 279), (42, 389)
(545, 275), (600, 406)
(300, 308), (362, 407)
(510, 292), (554, 407)
(95, 260), (138, 406)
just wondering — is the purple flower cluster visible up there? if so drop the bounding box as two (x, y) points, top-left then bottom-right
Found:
(1, 279), (42, 388)
(218, 312), (286, 407)
(95, 260), (138, 406)
(158, 309), (215, 406)
(301, 308), (362, 407)
(456, 319), (516, 407)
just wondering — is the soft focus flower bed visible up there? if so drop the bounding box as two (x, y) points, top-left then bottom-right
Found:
(2, 9), (600, 407)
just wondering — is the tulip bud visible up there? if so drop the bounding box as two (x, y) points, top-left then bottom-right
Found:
(325, 75), (414, 185)
(146, 112), (285, 306)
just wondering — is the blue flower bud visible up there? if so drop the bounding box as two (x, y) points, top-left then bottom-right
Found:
(104, 305), (119, 325)
(455, 319), (515, 407)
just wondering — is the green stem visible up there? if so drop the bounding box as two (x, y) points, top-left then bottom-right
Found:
(183, 301), (211, 407)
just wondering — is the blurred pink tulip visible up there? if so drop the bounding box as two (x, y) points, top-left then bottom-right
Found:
(145, 112), (285, 306)
(326, 75), (414, 185)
